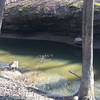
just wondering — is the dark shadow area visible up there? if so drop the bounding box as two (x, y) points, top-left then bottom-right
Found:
(94, 49), (100, 80)
(0, 38), (82, 61)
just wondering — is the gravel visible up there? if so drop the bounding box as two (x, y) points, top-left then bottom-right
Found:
(0, 77), (54, 100)
(0, 62), (54, 100)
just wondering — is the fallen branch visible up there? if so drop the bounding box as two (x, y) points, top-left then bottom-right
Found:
(69, 70), (81, 79)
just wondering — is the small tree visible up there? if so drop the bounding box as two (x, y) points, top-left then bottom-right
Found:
(0, 0), (6, 33)
(79, 0), (95, 100)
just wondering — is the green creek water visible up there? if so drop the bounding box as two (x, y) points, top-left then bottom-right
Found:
(0, 38), (100, 98)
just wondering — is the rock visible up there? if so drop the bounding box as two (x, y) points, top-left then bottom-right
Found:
(0, 77), (54, 100)
(0, 70), (22, 79)
(9, 61), (19, 70)
(73, 96), (79, 100)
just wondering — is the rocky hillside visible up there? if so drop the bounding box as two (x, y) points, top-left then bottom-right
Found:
(1, 0), (100, 38)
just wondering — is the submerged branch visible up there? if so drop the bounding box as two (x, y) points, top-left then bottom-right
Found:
(69, 70), (81, 79)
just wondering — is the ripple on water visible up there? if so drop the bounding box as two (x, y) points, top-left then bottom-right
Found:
(35, 76), (100, 98)
(35, 76), (80, 96)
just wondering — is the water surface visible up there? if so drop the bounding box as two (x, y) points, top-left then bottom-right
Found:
(0, 38), (99, 97)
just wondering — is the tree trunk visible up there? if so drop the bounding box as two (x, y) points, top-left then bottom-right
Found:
(0, 0), (6, 34)
(78, 0), (95, 100)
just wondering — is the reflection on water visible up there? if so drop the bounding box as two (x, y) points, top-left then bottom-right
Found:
(0, 38), (99, 98)
(36, 78), (80, 96)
